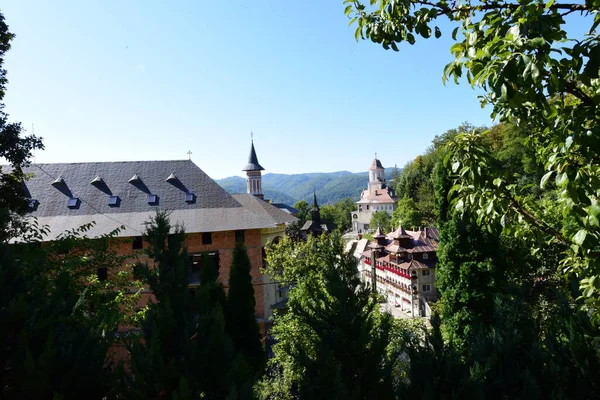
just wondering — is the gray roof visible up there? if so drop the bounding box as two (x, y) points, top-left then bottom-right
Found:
(231, 194), (297, 225)
(20, 160), (277, 241)
(369, 158), (384, 170)
(271, 203), (299, 215)
(242, 141), (264, 171)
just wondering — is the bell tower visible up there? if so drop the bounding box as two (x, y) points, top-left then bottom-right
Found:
(242, 136), (265, 199)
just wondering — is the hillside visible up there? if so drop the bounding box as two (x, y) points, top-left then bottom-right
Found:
(216, 170), (398, 205)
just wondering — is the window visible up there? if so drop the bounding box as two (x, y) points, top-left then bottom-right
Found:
(132, 236), (143, 250)
(189, 254), (202, 286)
(422, 269), (431, 276)
(202, 232), (212, 245)
(147, 194), (158, 205)
(185, 192), (195, 203)
(423, 252), (429, 260)
(235, 230), (245, 243)
(67, 197), (79, 208)
(366, 205), (369, 210)
(422, 284), (431, 292)
(97, 267), (108, 281)
(108, 196), (120, 206)
(28, 199), (39, 210)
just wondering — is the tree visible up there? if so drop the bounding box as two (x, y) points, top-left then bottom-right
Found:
(0, 12), (43, 242)
(292, 200), (310, 226)
(391, 197), (421, 230)
(346, 0), (600, 323)
(320, 197), (356, 232)
(1, 223), (140, 399)
(258, 234), (398, 399)
(127, 211), (236, 399)
(226, 240), (265, 396)
(370, 210), (392, 233)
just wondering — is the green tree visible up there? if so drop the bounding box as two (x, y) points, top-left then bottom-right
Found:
(391, 197), (421, 230)
(127, 211), (236, 399)
(258, 234), (398, 399)
(369, 210), (392, 233)
(320, 197), (356, 232)
(1, 223), (140, 399)
(227, 240), (265, 396)
(293, 200), (310, 226)
(346, 0), (600, 323)
(0, 12), (43, 242)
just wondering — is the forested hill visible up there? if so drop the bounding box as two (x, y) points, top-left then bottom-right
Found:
(216, 170), (399, 205)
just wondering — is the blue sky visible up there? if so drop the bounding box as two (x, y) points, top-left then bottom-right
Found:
(2, 0), (492, 179)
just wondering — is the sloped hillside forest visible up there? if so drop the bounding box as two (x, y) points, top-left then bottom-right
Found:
(3, 1), (600, 399)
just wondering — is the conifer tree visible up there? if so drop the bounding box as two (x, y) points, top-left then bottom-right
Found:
(257, 233), (398, 399)
(127, 211), (236, 399)
(226, 240), (265, 396)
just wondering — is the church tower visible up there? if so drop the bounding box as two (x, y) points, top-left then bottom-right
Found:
(242, 139), (265, 199)
(368, 155), (386, 193)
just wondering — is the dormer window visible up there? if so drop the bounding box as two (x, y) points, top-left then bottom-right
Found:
(28, 199), (39, 210)
(185, 193), (195, 203)
(108, 196), (120, 206)
(147, 194), (158, 205)
(67, 197), (79, 208)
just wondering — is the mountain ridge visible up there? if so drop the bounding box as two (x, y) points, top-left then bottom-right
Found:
(216, 170), (399, 206)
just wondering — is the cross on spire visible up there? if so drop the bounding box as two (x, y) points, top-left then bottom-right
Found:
(187, 150), (192, 160)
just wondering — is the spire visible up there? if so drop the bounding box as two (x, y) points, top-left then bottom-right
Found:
(373, 225), (385, 239)
(311, 190), (321, 224)
(242, 138), (264, 171)
(312, 189), (319, 211)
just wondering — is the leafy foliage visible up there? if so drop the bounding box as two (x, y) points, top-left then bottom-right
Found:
(370, 210), (392, 233)
(320, 197), (356, 232)
(0, 12), (43, 242)
(1, 222), (140, 399)
(258, 234), (398, 399)
(346, 0), (600, 324)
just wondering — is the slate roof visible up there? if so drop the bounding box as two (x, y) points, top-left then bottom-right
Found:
(242, 141), (264, 171)
(271, 203), (299, 215)
(231, 194), (297, 225)
(406, 228), (440, 253)
(357, 187), (397, 204)
(19, 160), (277, 241)
(369, 158), (384, 170)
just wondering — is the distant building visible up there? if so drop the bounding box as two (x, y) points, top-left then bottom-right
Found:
(356, 225), (439, 317)
(301, 191), (332, 237)
(351, 157), (397, 233)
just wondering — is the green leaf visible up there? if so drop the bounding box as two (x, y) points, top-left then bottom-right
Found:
(545, 0), (555, 8)
(540, 171), (553, 188)
(556, 172), (568, 186)
(574, 229), (587, 246)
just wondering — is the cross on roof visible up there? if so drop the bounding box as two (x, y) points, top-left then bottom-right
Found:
(187, 150), (192, 160)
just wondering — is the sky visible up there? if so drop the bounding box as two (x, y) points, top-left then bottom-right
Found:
(2, 0), (493, 180)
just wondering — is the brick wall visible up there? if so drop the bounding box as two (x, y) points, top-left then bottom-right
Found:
(110, 228), (265, 320)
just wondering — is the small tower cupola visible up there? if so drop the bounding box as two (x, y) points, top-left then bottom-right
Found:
(368, 154), (386, 192)
(242, 136), (265, 200)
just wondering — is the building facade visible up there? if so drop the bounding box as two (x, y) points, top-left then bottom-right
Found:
(357, 225), (440, 317)
(21, 159), (288, 326)
(352, 157), (397, 233)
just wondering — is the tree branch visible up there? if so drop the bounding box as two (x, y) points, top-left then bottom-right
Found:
(414, 1), (587, 17)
